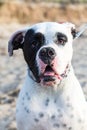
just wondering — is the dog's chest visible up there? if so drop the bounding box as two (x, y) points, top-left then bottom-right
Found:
(16, 88), (86, 130)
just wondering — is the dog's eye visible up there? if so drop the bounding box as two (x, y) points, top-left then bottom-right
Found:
(58, 37), (66, 45)
(32, 41), (36, 48)
(57, 33), (67, 46)
(31, 41), (39, 48)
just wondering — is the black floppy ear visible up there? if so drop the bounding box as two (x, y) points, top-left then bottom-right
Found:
(8, 29), (27, 56)
(62, 22), (77, 39)
(71, 28), (77, 39)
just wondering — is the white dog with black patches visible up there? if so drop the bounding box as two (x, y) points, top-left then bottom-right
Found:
(8, 22), (87, 130)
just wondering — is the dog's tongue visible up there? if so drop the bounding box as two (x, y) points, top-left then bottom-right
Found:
(44, 71), (55, 76)
(42, 65), (62, 80)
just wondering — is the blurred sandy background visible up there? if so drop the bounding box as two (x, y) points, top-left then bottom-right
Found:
(0, 0), (87, 130)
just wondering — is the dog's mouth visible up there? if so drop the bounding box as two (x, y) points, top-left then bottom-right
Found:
(29, 62), (70, 86)
(39, 65), (62, 86)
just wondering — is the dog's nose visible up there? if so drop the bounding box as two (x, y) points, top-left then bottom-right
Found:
(39, 47), (56, 64)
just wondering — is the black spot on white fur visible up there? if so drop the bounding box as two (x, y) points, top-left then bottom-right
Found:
(24, 107), (30, 114)
(54, 99), (57, 103)
(34, 118), (39, 122)
(53, 123), (60, 128)
(51, 115), (56, 119)
(45, 98), (50, 106)
(26, 92), (30, 100)
(68, 126), (72, 130)
(62, 123), (67, 127)
(39, 112), (44, 118)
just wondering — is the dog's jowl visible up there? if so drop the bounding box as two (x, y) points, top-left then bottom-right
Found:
(8, 22), (87, 130)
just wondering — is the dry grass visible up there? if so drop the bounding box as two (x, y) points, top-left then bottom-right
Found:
(0, 2), (87, 24)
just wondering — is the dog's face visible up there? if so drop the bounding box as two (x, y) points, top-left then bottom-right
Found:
(8, 22), (76, 87)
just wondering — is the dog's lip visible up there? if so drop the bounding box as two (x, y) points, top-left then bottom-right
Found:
(40, 65), (62, 80)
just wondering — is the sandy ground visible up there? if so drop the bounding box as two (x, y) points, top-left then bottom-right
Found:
(0, 23), (87, 130)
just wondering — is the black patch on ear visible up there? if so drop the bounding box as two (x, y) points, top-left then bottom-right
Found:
(23, 29), (45, 82)
(12, 32), (24, 50)
(8, 31), (25, 56)
(71, 28), (76, 38)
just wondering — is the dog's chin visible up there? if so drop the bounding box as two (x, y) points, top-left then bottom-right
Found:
(39, 69), (62, 87)
(40, 76), (61, 87)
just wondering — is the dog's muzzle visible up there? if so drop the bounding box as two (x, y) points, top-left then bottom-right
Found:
(39, 63), (70, 87)
(29, 47), (70, 87)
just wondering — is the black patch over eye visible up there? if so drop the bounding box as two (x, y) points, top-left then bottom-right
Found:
(57, 33), (67, 45)
(31, 32), (45, 49)
(35, 32), (44, 42)
(31, 40), (39, 48)
(23, 29), (45, 82)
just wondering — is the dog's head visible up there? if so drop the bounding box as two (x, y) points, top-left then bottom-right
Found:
(8, 22), (76, 87)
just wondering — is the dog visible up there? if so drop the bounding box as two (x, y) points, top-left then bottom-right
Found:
(8, 22), (87, 130)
